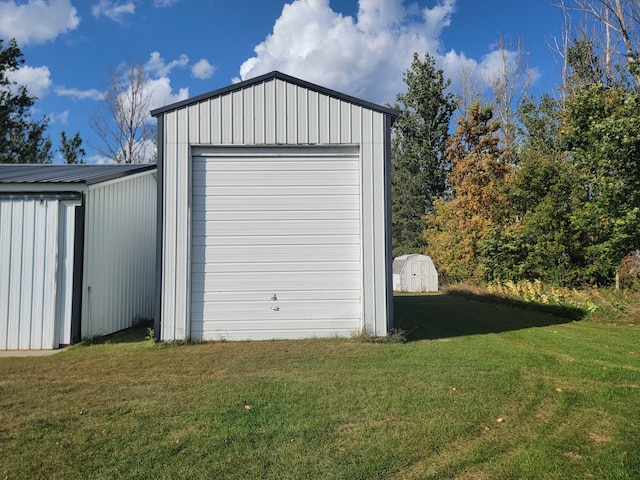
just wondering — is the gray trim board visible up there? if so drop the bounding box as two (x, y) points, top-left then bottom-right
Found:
(153, 115), (164, 341)
(384, 114), (394, 332)
(151, 71), (400, 119)
(70, 197), (85, 345)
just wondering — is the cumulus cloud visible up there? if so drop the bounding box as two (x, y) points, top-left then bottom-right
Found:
(191, 59), (216, 80)
(146, 51), (189, 77)
(55, 86), (106, 100)
(91, 0), (135, 22)
(0, 0), (80, 45)
(49, 109), (69, 124)
(6, 65), (52, 98)
(144, 76), (189, 111)
(239, 0), (538, 105)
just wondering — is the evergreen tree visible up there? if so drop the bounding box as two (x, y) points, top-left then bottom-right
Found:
(0, 38), (52, 164)
(391, 52), (456, 256)
(60, 131), (86, 164)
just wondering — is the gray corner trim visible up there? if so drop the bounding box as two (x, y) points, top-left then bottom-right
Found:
(384, 114), (395, 332)
(70, 195), (86, 344)
(151, 71), (400, 118)
(153, 115), (165, 342)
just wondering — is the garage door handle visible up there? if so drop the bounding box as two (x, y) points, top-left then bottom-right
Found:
(270, 307), (280, 311)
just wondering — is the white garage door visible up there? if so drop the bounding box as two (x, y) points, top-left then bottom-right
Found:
(190, 146), (362, 340)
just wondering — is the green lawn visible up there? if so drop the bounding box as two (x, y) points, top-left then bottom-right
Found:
(1, 293), (639, 479)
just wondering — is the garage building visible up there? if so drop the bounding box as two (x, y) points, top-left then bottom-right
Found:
(152, 71), (397, 341)
(0, 164), (156, 350)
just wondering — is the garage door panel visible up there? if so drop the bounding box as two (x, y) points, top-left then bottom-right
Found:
(191, 234), (360, 247)
(192, 209), (360, 222)
(192, 159), (357, 174)
(192, 244), (361, 263)
(192, 326), (357, 341)
(193, 219), (358, 237)
(191, 300), (360, 319)
(195, 185), (360, 197)
(194, 170), (359, 187)
(192, 271), (361, 292)
(198, 290), (360, 303)
(192, 260), (361, 274)
(193, 195), (359, 212)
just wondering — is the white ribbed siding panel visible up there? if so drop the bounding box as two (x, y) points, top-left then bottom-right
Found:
(191, 146), (361, 340)
(159, 76), (391, 341)
(0, 198), (61, 350)
(82, 172), (156, 338)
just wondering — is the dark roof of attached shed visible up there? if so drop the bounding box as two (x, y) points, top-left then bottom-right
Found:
(0, 164), (156, 185)
(150, 70), (399, 118)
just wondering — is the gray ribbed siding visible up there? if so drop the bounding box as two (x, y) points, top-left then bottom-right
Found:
(159, 77), (391, 340)
(82, 172), (156, 338)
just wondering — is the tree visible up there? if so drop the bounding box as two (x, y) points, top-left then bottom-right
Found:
(561, 83), (640, 283)
(0, 38), (52, 164)
(425, 102), (511, 281)
(391, 52), (456, 256)
(60, 131), (85, 164)
(487, 35), (536, 157)
(91, 62), (155, 163)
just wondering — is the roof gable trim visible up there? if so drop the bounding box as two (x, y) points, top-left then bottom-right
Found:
(150, 71), (399, 118)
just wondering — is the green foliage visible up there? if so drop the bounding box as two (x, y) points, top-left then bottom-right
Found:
(0, 38), (52, 164)
(561, 84), (640, 283)
(59, 131), (85, 164)
(391, 52), (456, 256)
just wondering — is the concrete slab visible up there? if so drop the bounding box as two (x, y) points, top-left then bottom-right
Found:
(0, 347), (71, 358)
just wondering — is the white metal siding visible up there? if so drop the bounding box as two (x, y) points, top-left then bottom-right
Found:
(82, 173), (156, 338)
(191, 146), (361, 340)
(0, 198), (61, 349)
(160, 77), (391, 341)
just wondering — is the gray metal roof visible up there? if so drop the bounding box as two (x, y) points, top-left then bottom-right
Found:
(151, 70), (399, 118)
(0, 164), (156, 185)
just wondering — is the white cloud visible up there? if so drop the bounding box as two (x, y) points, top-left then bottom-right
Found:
(191, 58), (216, 80)
(49, 109), (69, 124)
(0, 0), (80, 45)
(6, 65), (52, 98)
(239, 0), (456, 104)
(55, 86), (106, 100)
(153, 0), (178, 6)
(145, 51), (189, 77)
(145, 76), (188, 112)
(91, 0), (135, 22)
(239, 0), (539, 106)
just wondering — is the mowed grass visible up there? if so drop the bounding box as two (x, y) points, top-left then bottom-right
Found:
(1, 293), (639, 479)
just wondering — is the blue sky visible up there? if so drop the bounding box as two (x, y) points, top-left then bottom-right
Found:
(1, 0), (564, 163)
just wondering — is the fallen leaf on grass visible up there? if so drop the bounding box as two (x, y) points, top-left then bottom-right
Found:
(496, 417), (505, 423)
(339, 446), (346, 452)
(556, 388), (563, 392)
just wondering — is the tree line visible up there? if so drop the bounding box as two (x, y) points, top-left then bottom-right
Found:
(392, 0), (640, 287)
(0, 38), (153, 165)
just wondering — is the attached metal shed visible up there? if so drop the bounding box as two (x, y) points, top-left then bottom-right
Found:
(0, 164), (156, 350)
(393, 254), (438, 293)
(152, 71), (397, 341)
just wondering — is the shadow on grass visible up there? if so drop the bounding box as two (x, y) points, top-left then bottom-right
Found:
(394, 292), (586, 342)
(80, 321), (152, 345)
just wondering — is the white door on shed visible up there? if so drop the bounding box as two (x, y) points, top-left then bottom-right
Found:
(190, 146), (362, 340)
(0, 197), (76, 350)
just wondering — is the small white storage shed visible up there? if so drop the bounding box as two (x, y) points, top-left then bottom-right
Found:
(0, 164), (156, 350)
(152, 71), (397, 341)
(393, 254), (438, 293)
